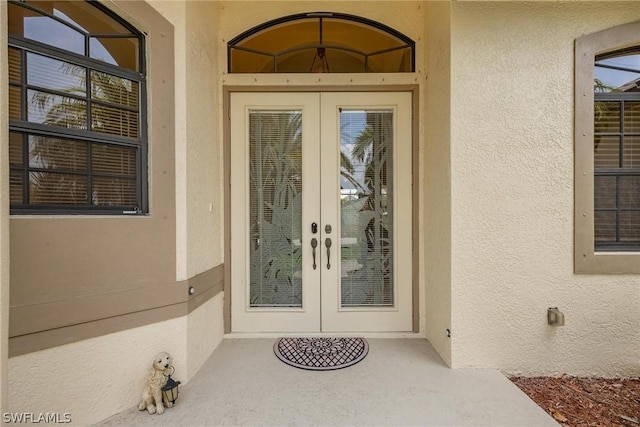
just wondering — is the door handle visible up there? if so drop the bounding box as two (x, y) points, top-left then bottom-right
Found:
(325, 237), (332, 269)
(311, 238), (318, 270)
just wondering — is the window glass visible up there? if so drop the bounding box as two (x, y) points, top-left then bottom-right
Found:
(8, 0), (145, 213)
(27, 52), (86, 94)
(8, 2), (84, 54)
(593, 49), (640, 251)
(595, 53), (640, 91)
(28, 136), (87, 171)
(90, 37), (139, 71)
(29, 171), (88, 205)
(90, 71), (138, 108)
(8, 47), (21, 83)
(10, 170), (24, 205)
(9, 85), (22, 120)
(27, 89), (87, 129)
(25, 0), (130, 33)
(575, 23), (640, 272)
(91, 104), (139, 138)
(229, 13), (414, 73)
(9, 132), (23, 166)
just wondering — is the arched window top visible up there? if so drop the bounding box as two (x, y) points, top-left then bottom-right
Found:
(8, 0), (143, 72)
(228, 12), (415, 73)
(595, 46), (640, 92)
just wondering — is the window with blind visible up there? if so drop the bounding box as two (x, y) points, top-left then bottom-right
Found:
(575, 23), (640, 274)
(7, 0), (146, 214)
(594, 49), (640, 251)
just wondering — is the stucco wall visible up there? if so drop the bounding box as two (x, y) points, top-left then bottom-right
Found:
(450, 1), (640, 376)
(150, 0), (223, 281)
(185, 1), (224, 277)
(149, 1), (188, 283)
(187, 293), (225, 379)
(9, 316), (187, 426)
(8, 0), (178, 343)
(6, 1), (225, 424)
(7, 293), (223, 426)
(423, 1), (453, 366)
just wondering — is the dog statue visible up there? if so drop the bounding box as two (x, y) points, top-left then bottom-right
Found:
(138, 351), (175, 415)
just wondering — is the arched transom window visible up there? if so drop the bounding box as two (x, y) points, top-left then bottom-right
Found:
(228, 12), (415, 73)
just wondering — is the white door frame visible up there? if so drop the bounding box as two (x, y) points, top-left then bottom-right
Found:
(224, 86), (420, 336)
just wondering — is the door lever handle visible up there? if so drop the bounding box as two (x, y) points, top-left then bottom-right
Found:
(325, 238), (332, 269)
(311, 238), (318, 270)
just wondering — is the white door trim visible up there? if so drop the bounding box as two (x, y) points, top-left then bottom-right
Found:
(229, 91), (414, 334)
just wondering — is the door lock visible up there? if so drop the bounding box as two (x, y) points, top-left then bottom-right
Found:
(311, 222), (318, 234)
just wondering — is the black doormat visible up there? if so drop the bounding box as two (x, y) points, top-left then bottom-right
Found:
(273, 337), (369, 371)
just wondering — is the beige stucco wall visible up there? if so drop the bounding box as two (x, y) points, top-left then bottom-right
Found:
(187, 292), (225, 379)
(7, 293), (223, 426)
(0, 0), (9, 418)
(450, 1), (640, 376)
(423, 1), (453, 366)
(5, 2), (640, 425)
(185, 1), (224, 278)
(6, 2), (224, 424)
(150, 0), (223, 281)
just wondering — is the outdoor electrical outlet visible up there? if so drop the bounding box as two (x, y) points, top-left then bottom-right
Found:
(547, 307), (565, 326)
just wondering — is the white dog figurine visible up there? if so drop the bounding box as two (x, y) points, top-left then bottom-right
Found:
(138, 351), (174, 415)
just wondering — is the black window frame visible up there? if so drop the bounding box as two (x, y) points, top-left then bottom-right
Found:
(593, 49), (640, 252)
(7, 0), (148, 215)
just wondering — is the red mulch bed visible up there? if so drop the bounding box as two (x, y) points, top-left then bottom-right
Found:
(510, 376), (640, 426)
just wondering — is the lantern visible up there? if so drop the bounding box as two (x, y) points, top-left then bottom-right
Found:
(161, 366), (181, 406)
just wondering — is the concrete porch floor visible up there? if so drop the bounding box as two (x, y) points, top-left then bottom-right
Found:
(97, 339), (556, 426)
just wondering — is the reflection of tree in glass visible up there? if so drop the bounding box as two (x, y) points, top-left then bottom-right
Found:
(29, 63), (137, 206)
(341, 113), (393, 306)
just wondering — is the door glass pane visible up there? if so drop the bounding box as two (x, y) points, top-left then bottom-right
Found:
(249, 111), (303, 307)
(339, 110), (394, 307)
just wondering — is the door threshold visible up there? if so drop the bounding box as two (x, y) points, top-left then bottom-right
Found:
(225, 332), (426, 339)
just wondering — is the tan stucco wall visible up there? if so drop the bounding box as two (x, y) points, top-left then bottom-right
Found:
(185, 1), (224, 277)
(8, 0), (178, 339)
(423, 1), (452, 366)
(0, 0), (9, 418)
(8, 294), (224, 425)
(6, 1), (224, 423)
(149, 0), (223, 281)
(187, 292), (225, 379)
(450, 1), (640, 376)
(4, 1), (640, 424)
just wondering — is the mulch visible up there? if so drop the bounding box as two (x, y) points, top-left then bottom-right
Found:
(510, 376), (640, 426)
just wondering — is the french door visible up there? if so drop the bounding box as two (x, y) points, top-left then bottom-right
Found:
(230, 92), (412, 333)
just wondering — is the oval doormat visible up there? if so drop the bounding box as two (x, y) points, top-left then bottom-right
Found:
(273, 337), (368, 371)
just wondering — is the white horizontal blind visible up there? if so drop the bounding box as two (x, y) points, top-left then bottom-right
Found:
(594, 99), (640, 248)
(339, 109), (394, 307)
(249, 111), (304, 307)
(8, 0), (144, 212)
